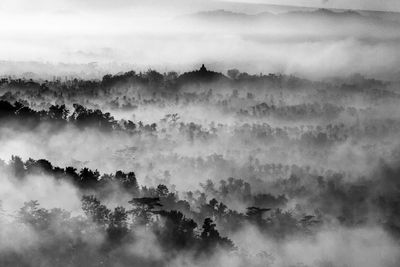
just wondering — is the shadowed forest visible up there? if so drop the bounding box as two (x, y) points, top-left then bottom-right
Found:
(0, 65), (400, 266)
(2, 0), (400, 265)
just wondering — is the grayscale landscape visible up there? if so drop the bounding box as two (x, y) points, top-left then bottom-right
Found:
(0, 0), (400, 266)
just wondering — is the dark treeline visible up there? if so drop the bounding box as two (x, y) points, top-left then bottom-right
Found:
(2, 156), (235, 266)
(1, 66), (398, 132)
(2, 154), (400, 266)
(1, 66), (395, 109)
(0, 65), (312, 94)
(5, 155), (311, 235)
(2, 97), (400, 151)
(0, 99), (155, 133)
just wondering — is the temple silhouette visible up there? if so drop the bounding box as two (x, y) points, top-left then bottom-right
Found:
(199, 64), (207, 72)
(176, 64), (228, 86)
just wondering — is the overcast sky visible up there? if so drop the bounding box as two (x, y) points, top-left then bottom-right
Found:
(0, 0), (399, 79)
(1, 0), (399, 13)
(224, 0), (400, 12)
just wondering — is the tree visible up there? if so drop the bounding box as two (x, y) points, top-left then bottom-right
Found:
(129, 197), (162, 226)
(79, 168), (100, 188)
(156, 184), (169, 198)
(81, 195), (110, 226)
(25, 159), (53, 174)
(65, 166), (80, 183)
(18, 200), (50, 230)
(107, 206), (129, 243)
(146, 70), (164, 88)
(0, 100), (17, 119)
(246, 207), (270, 226)
(200, 218), (235, 252)
(154, 210), (197, 250)
(70, 104), (117, 131)
(47, 104), (69, 122)
(116, 171), (139, 193)
(10, 155), (25, 178)
(227, 69), (240, 80)
(125, 172), (139, 193)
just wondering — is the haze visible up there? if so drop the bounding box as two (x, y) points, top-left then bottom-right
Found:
(1, 0), (400, 80)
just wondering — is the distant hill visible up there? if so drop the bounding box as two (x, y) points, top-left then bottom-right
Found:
(180, 9), (256, 24)
(181, 8), (400, 25)
(186, 8), (363, 20)
(189, 9), (252, 19)
(284, 8), (363, 18)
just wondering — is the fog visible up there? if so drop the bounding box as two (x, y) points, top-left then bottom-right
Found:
(1, 0), (400, 266)
(1, 1), (400, 80)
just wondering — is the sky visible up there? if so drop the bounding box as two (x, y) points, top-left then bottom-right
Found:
(1, 0), (399, 15)
(0, 0), (399, 80)
(224, 0), (400, 12)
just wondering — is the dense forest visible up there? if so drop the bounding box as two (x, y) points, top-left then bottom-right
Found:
(3, 0), (400, 265)
(0, 66), (399, 266)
